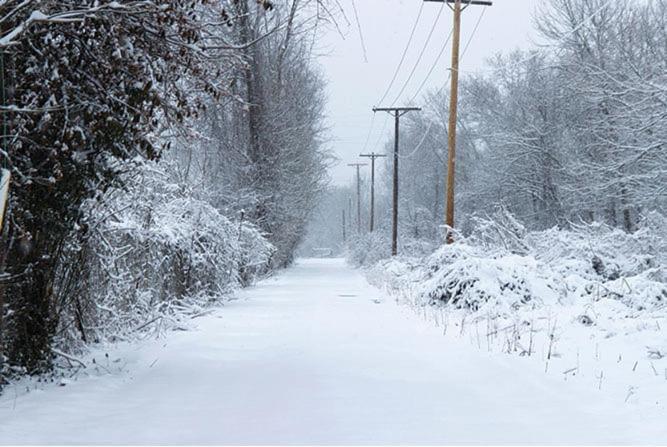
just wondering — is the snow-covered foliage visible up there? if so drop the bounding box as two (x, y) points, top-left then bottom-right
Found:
(53, 161), (274, 354)
(0, 0), (236, 374)
(346, 231), (436, 268)
(184, 0), (331, 269)
(366, 210), (667, 317)
(346, 232), (392, 268)
(0, 0), (332, 378)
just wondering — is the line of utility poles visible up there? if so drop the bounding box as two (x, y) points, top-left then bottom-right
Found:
(347, 162), (367, 234)
(342, 0), (492, 255)
(373, 107), (421, 256)
(425, 0), (492, 243)
(359, 152), (386, 233)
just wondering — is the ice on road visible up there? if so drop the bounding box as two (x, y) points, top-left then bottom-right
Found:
(0, 258), (661, 444)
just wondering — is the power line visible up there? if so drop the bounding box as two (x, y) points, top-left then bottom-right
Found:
(369, 0), (615, 168)
(364, 2), (457, 164)
(360, 113), (376, 153)
(375, 3), (426, 107)
(371, 114), (390, 152)
(350, 0), (368, 63)
(398, 123), (435, 159)
(411, 5), (484, 104)
(390, 2), (447, 107)
(400, 7), (486, 160)
(394, 0), (617, 166)
(461, 6), (486, 57)
(408, 28), (453, 104)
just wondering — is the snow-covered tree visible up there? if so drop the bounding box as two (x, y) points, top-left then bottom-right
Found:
(0, 0), (239, 373)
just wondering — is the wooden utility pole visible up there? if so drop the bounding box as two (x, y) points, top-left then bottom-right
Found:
(372, 107), (421, 256)
(348, 196), (353, 234)
(342, 209), (346, 242)
(348, 163), (367, 234)
(425, 0), (491, 243)
(359, 152), (387, 233)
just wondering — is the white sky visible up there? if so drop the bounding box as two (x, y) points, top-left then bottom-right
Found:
(316, 0), (541, 185)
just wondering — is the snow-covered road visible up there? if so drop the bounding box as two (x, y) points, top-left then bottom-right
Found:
(0, 258), (662, 444)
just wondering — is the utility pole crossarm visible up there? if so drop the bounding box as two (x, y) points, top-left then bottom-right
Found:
(373, 107), (422, 117)
(424, 0), (492, 5)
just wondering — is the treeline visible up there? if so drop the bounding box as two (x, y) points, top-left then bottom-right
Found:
(0, 0), (330, 378)
(372, 0), (666, 244)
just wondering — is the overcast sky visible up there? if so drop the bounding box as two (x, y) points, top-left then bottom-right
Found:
(316, 0), (541, 185)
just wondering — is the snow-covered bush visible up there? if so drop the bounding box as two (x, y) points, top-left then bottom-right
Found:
(365, 257), (421, 293)
(346, 231), (437, 268)
(346, 232), (392, 268)
(366, 210), (667, 316)
(415, 244), (563, 312)
(466, 205), (530, 255)
(53, 161), (274, 352)
(527, 212), (667, 281)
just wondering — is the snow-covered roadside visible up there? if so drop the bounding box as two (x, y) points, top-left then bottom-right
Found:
(2, 258), (666, 444)
(361, 214), (667, 431)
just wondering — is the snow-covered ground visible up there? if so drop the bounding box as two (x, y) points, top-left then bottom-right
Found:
(1, 258), (666, 444)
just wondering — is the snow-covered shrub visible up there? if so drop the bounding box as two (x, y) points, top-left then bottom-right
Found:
(365, 257), (423, 293)
(399, 236), (439, 259)
(601, 268), (667, 311)
(346, 232), (392, 268)
(416, 244), (563, 312)
(466, 205), (530, 255)
(530, 213), (666, 278)
(53, 161), (274, 351)
(346, 231), (437, 269)
(367, 210), (667, 315)
(0, 0), (229, 374)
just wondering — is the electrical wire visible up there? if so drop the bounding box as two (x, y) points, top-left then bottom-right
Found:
(375, 2), (425, 107)
(400, 7), (486, 160)
(350, 0), (368, 63)
(461, 6), (486, 63)
(387, 0), (620, 163)
(408, 28), (453, 105)
(371, 114), (390, 153)
(362, 3), (425, 157)
(360, 113), (376, 153)
(409, 5), (485, 105)
(389, 2), (446, 107)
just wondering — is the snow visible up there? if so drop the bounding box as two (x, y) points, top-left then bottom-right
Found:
(1, 258), (666, 444)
